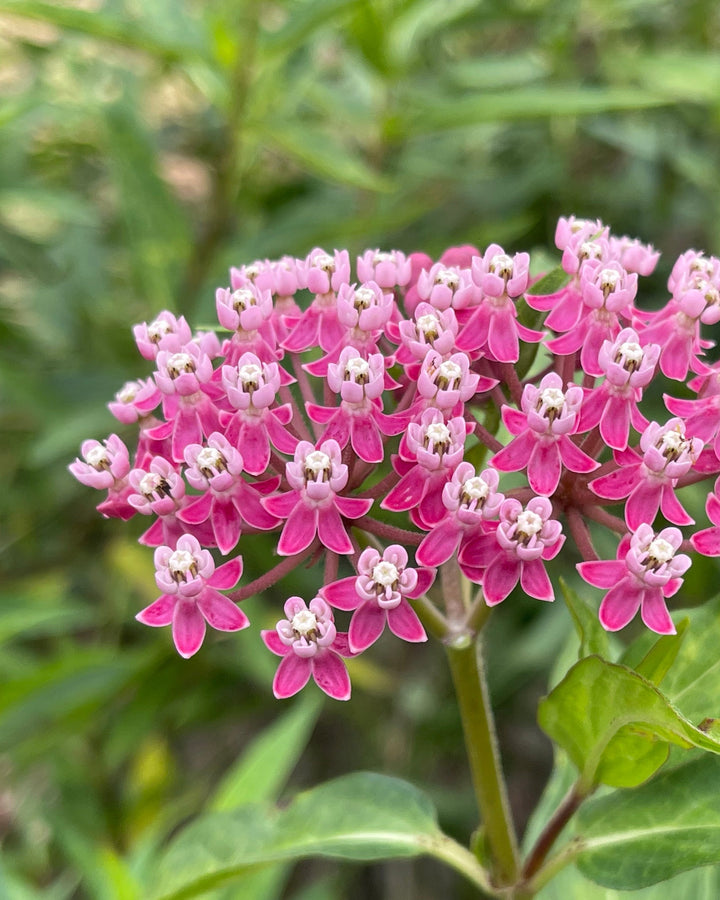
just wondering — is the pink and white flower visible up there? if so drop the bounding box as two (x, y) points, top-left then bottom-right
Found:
(356, 249), (412, 289)
(320, 545), (435, 652)
(136, 534), (246, 657)
(578, 525), (690, 634)
(69, 434), (134, 520)
(261, 596), (354, 700)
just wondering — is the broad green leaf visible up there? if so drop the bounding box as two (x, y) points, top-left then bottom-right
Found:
(209, 694), (322, 810)
(150, 773), (489, 899)
(576, 756), (720, 889)
(527, 266), (570, 297)
(538, 656), (720, 790)
(559, 580), (610, 661)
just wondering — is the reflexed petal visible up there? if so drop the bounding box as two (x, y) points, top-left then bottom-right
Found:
(491, 430), (536, 474)
(349, 603), (386, 652)
(406, 565), (436, 598)
(312, 651), (351, 700)
(625, 480), (663, 531)
(659, 484), (694, 526)
(641, 589), (676, 635)
(520, 559), (554, 601)
(387, 600), (427, 643)
(172, 600), (206, 658)
(277, 502), (318, 555)
(416, 520), (460, 567)
(528, 440), (562, 496)
(334, 495), (374, 519)
(599, 582), (642, 631)
(197, 589), (249, 632)
(599, 396), (631, 450)
(262, 629), (289, 656)
(558, 435), (600, 474)
(351, 415), (384, 463)
(263, 491), (301, 518)
(483, 555), (520, 606)
(590, 464), (641, 499)
(320, 576), (362, 610)
(273, 654), (312, 698)
(210, 555), (243, 589)
(691, 526), (720, 556)
(212, 499), (242, 553)
(136, 594), (175, 627)
(577, 559), (626, 588)
(317, 504), (353, 554)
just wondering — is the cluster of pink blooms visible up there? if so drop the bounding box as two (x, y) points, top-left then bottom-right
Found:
(71, 220), (720, 700)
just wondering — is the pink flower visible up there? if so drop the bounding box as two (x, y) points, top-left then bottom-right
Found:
(299, 247), (351, 295)
(215, 283), (277, 365)
(320, 545), (435, 652)
(590, 418), (701, 529)
(69, 434), (135, 520)
(127, 456), (190, 547)
(415, 350), (483, 416)
(261, 596), (354, 700)
(307, 351), (404, 463)
(577, 328), (660, 450)
(459, 497), (564, 604)
(357, 249), (412, 288)
(491, 373), (598, 496)
(415, 263), (476, 311)
(262, 440), (373, 555)
(416, 464), (504, 567)
(108, 378), (161, 425)
(179, 433), (280, 553)
(383, 410), (471, 526)
(578, 525), (690, 634)
(608, 234), (660, 276)
(690, 476), (720, 556)
(136, 534), (246, 658)
(392, 302), (459, 364)
(133, 311), (192, 360)
(220, 354), (298, 475)
(282, 251), (348, 353)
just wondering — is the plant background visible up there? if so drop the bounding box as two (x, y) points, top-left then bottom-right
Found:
(1, 0), (720, 897)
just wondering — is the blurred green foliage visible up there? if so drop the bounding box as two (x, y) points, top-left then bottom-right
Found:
(2, 0), (720, 896)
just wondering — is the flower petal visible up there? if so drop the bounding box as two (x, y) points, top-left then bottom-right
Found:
(348, 603), (386, 652)
(172, 599), (206, 658)
(277, 502), (318, 555)
(387, 600), (427, 643)
(273, 654), (312, 698)
(599, 582), (642, 631)
(312, 651), (351, 700)
(136, 594), (175, 627)
(320, 576), (362, 610)
(197, 589), (249, 632)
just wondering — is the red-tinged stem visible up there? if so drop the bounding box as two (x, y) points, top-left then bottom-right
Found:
(324, 549), (339, 587)
(355, 468), (402, 499)
(677, 469), (720, 488)
(289, 354), (321, 440)
(227, 545), (317, 601)
(355, 516), (423, 545)
(579, 425), (605, 460)
(520, 780), (590, 883)
(500, 362), (524, 407)
(581, 504), (628, 535)
(279, 383), (313, 443)
(566, 506), (599, 561)
(557, 351), (577, 387)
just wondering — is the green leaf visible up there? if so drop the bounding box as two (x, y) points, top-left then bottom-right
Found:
(576, 756), (720, 889)
(150, 773), (489, 899)
(634, 618), (689, 686)
(538, 656), (720, 790)
(559, 579), (610, 661)
(527, 266), (570, 297)
(209, 694), (322, 811)
(404, 87), (669, 133)
(258, 123), (393, 192)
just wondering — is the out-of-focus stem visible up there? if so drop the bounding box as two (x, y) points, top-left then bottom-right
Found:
(228, 545), (316, 601)
(566, 506), (598, 561)
(355, 516), (423, 545)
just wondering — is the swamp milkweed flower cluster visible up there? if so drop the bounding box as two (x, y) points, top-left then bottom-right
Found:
(71, 219), (720, 699)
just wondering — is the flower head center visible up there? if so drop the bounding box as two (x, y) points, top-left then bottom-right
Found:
(353, 287), (375, 310)
(424, 422), (451, 454)
(599, 268), (620, 298)
(616, 340), (644, 372)
(436, 359), (462, 390)
(117, 381), (139, 404)
(658, 428), (689, 462)
(490, 253), (513, 278)
(231, 288), (255, 311)
(86, 445), (109, 470)
(579, 241), (602, 261)
(435, 268), (459, 289)
(416, 313), (439, 340)
(304, 450), (331, 482)
(139, 471), (172, 500)
(461, 476), (489, 506)
(538, 387), (566, 423)
(292, 609), (318, 640)
(314, 253), (335, 271)
(238, 362), (263, 390)
(148, 319), (171, 342)
(372, 560), (399, 588)
(516, 510), (543, 543)
(373, 251), (393, 264)
(643, 537), (675, 570)
(166, 352), (195, 377)
(168, 549), (198, 581)
(344, 356), (370, 383)
(197, 447), (225, 476)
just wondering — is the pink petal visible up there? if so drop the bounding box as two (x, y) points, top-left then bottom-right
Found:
(483, 555), (521, 606)
(691, 526), (720, 556)
(263, 491), (301, 518)
(351, 415), (384, 463)
(386, 599), (427, 643)
(599, 396), (631, 451)
(659, 484), (694, 526)
(558, 435), (599, 474)
(211, 498), (242, 554)
(520, 559), (554, 601)
(334, 495), (374, 519)
(316, 503), (353, 554)
(266, 411), (300, 454)
(590, 464), (640, 500)
(277, 502), (318, 555)
(625, 480), (662, 531)
(406, 566), (437, 598)
(197, 588), (249, 632)
(502, 406), (530, 435)
(348, 603), (386, 652)
(641, 589), (676, 635)
(491, 430), (536, 474)
(172, 600), (206, 658)
(320, 576), (362, 610)
(234, 485), (281, 530)
(273, 654), (312, 698)
(416, 520), (461, 567)
(262, 629), (289, 656)
(312, 651), (351, 700)
(234, 422), (270, 476)
(172, 407), (202, 463)
(487, 310), (519, 362)
(528, 439), (562, 496)
(381, 466), (427, 512)
(178, 492), (212, 525)
(599, 582), (642, 631)
(577, 559), (626, 588)
(210, 556), (243, 589)
(707, 493), (720, 526)
(136, 594), (175, 627)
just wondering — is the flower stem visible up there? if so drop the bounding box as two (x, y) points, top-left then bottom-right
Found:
(445, 634), (520, 886)
(520, 780), (587, 881)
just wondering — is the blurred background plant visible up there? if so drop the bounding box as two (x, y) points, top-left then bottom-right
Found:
(2, 0), (720, 897)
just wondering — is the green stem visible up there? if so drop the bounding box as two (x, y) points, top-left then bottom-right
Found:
(446, 635), (520, 886)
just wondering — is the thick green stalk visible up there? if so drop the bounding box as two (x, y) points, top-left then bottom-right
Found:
(446, 635), (520, 886)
